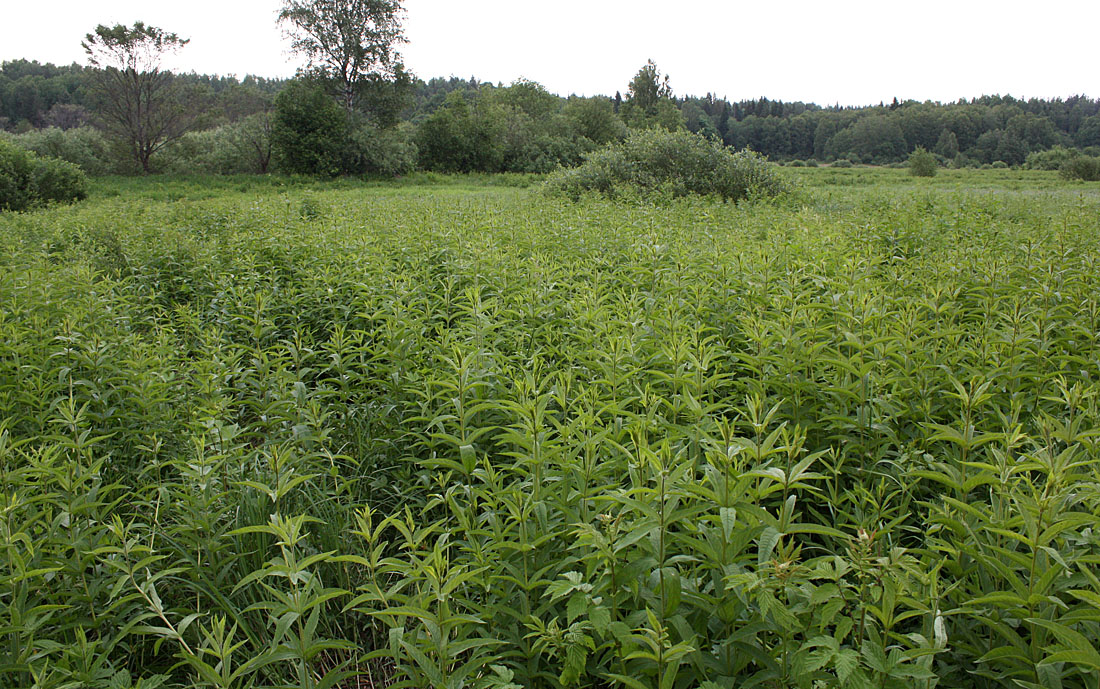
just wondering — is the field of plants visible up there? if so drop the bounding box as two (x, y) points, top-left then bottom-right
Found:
(2, 169), (1100, 689)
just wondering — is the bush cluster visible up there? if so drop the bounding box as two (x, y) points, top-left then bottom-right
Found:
(1025, 145), (1078, 171)
(0, 136), (87, 211)
(1060, 155), (1100, 181)
(544, 128), (787, 201)
(8, 126), (116, 175)
(908, 146), (938, 177)
(271, 81), (417, 178)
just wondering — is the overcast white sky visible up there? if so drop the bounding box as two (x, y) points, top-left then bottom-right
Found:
(2, 0), (1097, 106)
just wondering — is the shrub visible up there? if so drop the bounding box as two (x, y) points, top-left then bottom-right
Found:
(272, 80), (346, 177)
(832, 159), (853, 168)
(343, 121), (418, 177)
(991, 160), (1008, 169)
(414, 91), (505, 173)
(1026, 146), (1079, 171)
(1060, 155), (1100, 181)
(0, 137), (88, 212)
(788, 159), (806, 167)
(908, 147), (938, 177)
(544, 128), (787, 201)
(804, 158), (819, 167)
(9, 126), (115, 175)
(159, 114), (275, 175)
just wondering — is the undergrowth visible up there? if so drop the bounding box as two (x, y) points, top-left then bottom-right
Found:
(1, 179), (1099, 688)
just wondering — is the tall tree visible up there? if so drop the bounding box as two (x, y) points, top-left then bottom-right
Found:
(627, 59), (672, 114)
(278, 0), (407, 116)
(82, 22), (193, 173)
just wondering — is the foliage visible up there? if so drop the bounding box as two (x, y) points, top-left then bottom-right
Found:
(272, 79), (347, 176)
(0, 136), (87, 210)
(7, 126), (115, 175)
(414, 91), (504, 173)
(545, 128), (786, 201)
(933, 129), (959, 158)
(343, 119), (417, 176)
(158, 114), (275, 175)
(3, 171), (1100, 689)
(827, 115), (907, 164)
(1060, 155), (1100, 181)
(1076, 116), (1100, 148)
(82, 22), (196, 173)
(5, 58), (1100, 170)
(620, 60), (682, 132)
(1026, 145), (1079, 171)
(626, 59), (672, 113)
(908, 147), (938, 176)
(278, 0), (406, 114)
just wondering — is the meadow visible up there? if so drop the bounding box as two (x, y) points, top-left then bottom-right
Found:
(2, 167), (1100, 689)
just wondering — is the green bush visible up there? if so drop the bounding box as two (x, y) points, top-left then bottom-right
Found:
(343, 120), (418, 177)
(9, 126), (115, 175)
(272, 80), (346, 177)
(159, 114), (274, 175)
(991, 160), (1008, 169)
(908, 147), (938, 177)
(0, 137), (88, 211)
(1060, 155), (1100, 181)
(1026, 145), (1079, 171)
(544, 128), (787, 201)
(415, 91), (506, 173)
(832, 159), (853, 168)
(804, 158), (819, 167)
(788, 159), (806, 167)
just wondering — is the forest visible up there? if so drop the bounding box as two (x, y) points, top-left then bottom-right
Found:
(3, 55), (1099, 176)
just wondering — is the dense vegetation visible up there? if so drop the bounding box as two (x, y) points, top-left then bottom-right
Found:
(2, 170), (1100, 688)
(3, 57), (1100, 175)
(544, 129), (786, 201)
(0, 136), (87, 210)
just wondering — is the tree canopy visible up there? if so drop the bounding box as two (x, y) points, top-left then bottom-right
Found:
(278, 0), (406, 115)
(81, 22), (195, 172)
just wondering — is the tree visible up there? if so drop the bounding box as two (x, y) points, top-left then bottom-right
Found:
(1076, 116), (1100, 149)
(933, 129), (959, 159)
(82, 22), (194, 173)
(563, 97), (626, 146)
(226, 112), (275, 174)
(272, 79), (346, 176)
(908, 147), (938, 177)
(278, 0), (407, 116)
(414, 91), (504, 173)
(626, 60), (672, 114)
(620, 61), (682, 132)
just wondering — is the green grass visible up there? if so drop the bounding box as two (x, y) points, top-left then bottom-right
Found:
(2, 168), (1100, 689)
(87, 171), (542, 202)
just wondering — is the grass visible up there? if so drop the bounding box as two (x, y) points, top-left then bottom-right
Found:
(1, 167), (1099, 689)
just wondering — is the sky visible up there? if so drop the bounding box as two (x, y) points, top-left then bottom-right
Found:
(2, 0), (1098, 106)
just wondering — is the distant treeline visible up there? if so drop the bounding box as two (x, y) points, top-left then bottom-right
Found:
(3, 58), (1099, 174)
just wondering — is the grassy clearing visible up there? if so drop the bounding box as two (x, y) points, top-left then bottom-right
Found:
(2, 169), (1100, 689)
